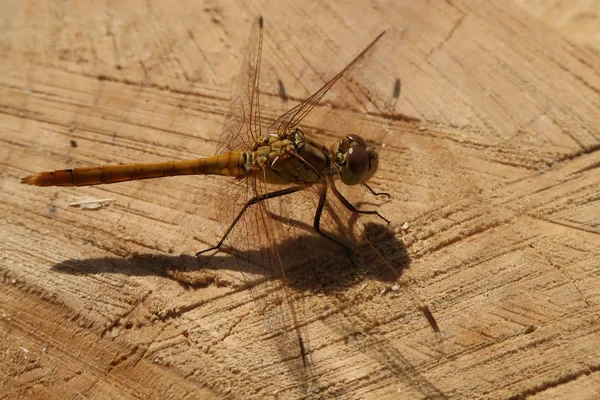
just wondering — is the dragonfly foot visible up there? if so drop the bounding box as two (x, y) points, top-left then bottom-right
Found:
(195, 246), (219, 257)
(363, 182), (391, 198)
(376, 211), (391, 225)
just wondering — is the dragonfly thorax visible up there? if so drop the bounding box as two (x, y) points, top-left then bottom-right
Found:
(250, 128), (331, 185)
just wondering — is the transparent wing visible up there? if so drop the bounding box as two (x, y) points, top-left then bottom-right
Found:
(216, 16), (264, 154)
(221, 174), (312, 375)
(215, 22), (444, 387)
(268, 31), (385, 136)
(211, 17), (313, 378)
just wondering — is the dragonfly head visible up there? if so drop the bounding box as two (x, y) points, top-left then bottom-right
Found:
(335, 134), (379, 186)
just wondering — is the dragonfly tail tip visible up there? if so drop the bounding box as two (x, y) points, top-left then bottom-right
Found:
(21, 174), (42, 186)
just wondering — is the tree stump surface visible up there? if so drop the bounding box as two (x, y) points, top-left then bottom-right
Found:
(1, 1), (599, 399)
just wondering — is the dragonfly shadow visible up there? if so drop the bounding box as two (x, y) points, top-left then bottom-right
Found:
(50, 221), (410, 293)
(277, 78), (288, 102)
(51, 251), (220, 287)
(49, 226), (444, 398)
(282, 221), (411, 294)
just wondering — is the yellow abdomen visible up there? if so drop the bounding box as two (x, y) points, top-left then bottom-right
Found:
(21, 152), (247, 187)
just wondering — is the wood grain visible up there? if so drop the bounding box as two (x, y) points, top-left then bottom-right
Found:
(515, 0), (600, 50)
(1, 1), (599, 399)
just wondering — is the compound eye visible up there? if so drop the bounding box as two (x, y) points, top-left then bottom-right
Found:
(348, 145), (369, 178)
(340, 144), (369, 185)
(346, 134), (366, 148)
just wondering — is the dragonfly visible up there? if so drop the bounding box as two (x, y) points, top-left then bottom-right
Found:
(21, 17), (437, 369)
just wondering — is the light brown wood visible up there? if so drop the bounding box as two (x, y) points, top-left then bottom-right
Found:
(1, 1), (599, 399)
(514, 0), (600, 50)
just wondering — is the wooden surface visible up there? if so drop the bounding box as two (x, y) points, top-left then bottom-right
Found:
(1, 1), (600, 399)
(514, 0), (600, 51)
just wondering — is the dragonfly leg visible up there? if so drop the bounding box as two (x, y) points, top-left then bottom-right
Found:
(362, 182), (391, 198)
(196, 186), (303, 256)
(313, 187), (356, 262)
(331, 183), (390, 224)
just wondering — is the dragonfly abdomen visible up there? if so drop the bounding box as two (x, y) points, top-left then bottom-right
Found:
(21, 152), (247, 187)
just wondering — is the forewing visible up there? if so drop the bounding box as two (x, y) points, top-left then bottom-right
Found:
(216, 16), (264, 154)
(268, 31), (386, 136)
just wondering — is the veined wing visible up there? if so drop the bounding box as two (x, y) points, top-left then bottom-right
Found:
(215, 19), (444, 394)
(267, 31), (385, 136)
(220, 173), (314, 381)
(212, 17), (314, 384)
(259, 25), (445, 335)
(216, 16), (264, 154)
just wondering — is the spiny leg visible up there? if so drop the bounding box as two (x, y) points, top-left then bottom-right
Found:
(331, 182), (390, 224)
(313, 186), (356, 262)
(196, 186), (303, 256)
(362, 182), (390, 198)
